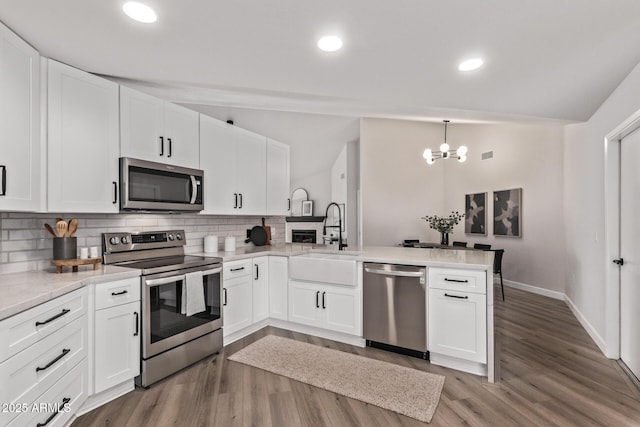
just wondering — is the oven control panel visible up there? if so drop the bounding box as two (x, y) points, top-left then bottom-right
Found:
(103, 230), (185, 254)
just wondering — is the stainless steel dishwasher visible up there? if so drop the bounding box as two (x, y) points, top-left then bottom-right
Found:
(363, 263), (427, 359)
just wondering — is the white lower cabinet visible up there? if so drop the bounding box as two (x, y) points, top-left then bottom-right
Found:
(223, 259), (253, 337)
(8, 358), (88, 427)
(252, 257), (269, 322)
(268, 256), (288, 320)
(428, 267), (487, 365)
(0, 288), (88, 427)
(93, 278), (140, 394)
(428, 289), (486, 362)
(288, 280), (360, 336)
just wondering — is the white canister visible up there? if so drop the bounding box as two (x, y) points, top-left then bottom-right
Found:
(204, 235), (219, 253)
(224, 236), (236, 252)
(79, 247), (89, 259)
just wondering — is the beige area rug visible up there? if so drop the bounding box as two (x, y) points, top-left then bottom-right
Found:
(228, 335), (445, 423)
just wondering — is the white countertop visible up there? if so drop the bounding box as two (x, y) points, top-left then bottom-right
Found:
(0, 265), (141, 321)
(195, 243), (493, 270)
(1, 244), (492, 322)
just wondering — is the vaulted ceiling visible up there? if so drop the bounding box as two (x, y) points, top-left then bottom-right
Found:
(2, 0), (640, 123)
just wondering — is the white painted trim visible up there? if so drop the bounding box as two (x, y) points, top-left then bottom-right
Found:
(503, 279), (564, 300)
(430, 353), (487, 377)
(565, 295), (609, 357)
(604, 108), (640, 360)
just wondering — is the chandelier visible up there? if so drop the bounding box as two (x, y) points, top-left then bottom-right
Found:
(422, 120), (467, 164)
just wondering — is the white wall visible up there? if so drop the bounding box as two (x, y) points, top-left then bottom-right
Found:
(360, 118), (566, 292)
(564, 60), (640, 350)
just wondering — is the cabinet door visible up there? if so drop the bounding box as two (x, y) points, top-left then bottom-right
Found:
(200, 115), (237, 214)
(47, 60), (119, 212)
(288, 280), (321, 327)
(252, 257), (269, 322)
(235, 128), (266, 215)
(428, 289), (486, 363)
(94, 301), (140, 393)
(268, 256), (288, 321)
(223, 275), (253, 337)
(163, 102), (199, 169)
(120, 86), (164, 162)
(322, 285), (361, 335)
(0, 22), (41, 211)
(266, 139), (290, 216)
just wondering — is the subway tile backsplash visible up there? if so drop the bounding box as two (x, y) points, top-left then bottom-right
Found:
(0, 212), (285, 274)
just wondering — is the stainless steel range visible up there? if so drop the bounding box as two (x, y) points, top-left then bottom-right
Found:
(103, 230), (223, 387)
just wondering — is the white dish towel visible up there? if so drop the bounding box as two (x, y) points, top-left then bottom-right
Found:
(181, 271), (205, 316)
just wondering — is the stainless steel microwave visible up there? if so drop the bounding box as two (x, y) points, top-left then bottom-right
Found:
(120, 157), (204, 212)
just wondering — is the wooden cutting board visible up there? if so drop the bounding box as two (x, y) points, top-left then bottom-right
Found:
(262, 218), (272, 245)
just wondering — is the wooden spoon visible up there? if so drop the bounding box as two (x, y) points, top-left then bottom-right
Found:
(56, 220), (67, 238)
(44, 223), (57, 237)
(67, 218), (78, 237)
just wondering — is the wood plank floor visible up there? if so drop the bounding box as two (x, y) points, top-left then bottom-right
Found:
(73, 286), (640, 426)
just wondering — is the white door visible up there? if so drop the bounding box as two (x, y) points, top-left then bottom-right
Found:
(120, 86), (164, 162)
(252, 257), (269, 322)
(268, 256), (288, 320)
(288, 280), (321, 327)
(222, 276), (253, 337)
(323, 286), (360, 335)
(235, 128), (266, 215)
(620, 128), (640, 380)
(199, 115), (237, 214)
(94, 301), (140, 393)
(0, 22), (42, 212)
(47, 60), (119, 212)
(163, 102), (200, 169)
(266, 139), (290, 216)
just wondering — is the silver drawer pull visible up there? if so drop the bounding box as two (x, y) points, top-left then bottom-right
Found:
(35, 348), (71, 372)
(35, 309), (71, 326)
(444, 293), (469, 299)
(444, 278), (469, 283)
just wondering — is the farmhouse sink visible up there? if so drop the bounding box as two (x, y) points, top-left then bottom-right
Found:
(290, 253), (358, 286)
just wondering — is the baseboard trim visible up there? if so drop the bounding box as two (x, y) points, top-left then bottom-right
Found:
(77, 380), (134, 416)
(503, 279), (565, 300)
(564, 295), (610, 357)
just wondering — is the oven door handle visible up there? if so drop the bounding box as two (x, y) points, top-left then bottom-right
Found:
(145, 275), (186, 287)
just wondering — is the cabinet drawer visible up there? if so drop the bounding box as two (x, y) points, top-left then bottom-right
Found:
(428, 268), (487, 294)
(7, 358), (88, 427)
(95, 277), (141, 310)
(0, 288), (87, 363)
(0, 316), (87, 426)
(224, 259), (252, 279)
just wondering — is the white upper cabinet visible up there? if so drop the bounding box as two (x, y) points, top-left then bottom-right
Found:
(0, 22), (42, 211)
(266, 139), (290, 216)
(47, 59), (120, 213)
(120, 86), (199, 169)
(200, 114), (267, 215)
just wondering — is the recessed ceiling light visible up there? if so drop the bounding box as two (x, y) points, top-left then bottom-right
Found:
(317, 36), (343, 52)
(458, 58), (483, 72)
(123, 2), (157, 23)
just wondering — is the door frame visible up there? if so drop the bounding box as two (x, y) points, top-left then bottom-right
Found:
(604, 108), (640, 359)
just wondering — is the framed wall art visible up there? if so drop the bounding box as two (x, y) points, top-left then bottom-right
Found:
(493, 188), (522, 237)
(465, 192), (487, 235)
(302, 200), (314, 216)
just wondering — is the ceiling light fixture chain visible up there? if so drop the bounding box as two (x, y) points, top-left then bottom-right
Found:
(422, 120), (467, 164)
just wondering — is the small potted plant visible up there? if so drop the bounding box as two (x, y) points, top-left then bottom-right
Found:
(422, 211), (465, 245)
